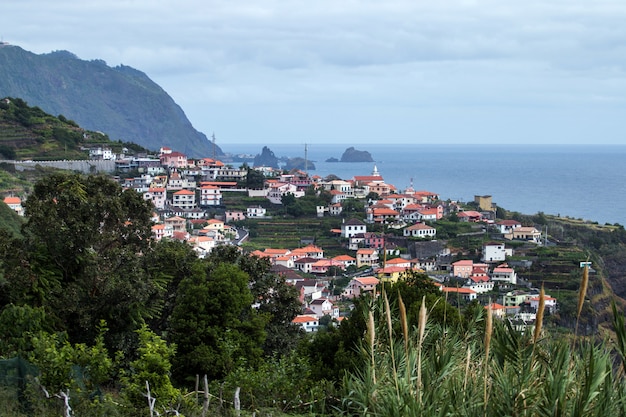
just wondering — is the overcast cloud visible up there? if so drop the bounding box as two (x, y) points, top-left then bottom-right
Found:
(2, 0), (625, 145)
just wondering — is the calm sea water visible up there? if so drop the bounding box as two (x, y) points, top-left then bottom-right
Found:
(224, 143), (626, 226)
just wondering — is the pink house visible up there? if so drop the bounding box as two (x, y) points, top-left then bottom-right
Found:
(160, 151), (188, 168)
(452, 260), (474, 278)
(342, 276), (380, 299)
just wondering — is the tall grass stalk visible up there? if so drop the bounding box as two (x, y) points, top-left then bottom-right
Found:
(574, 264), (589, 346)
(383, 290), (400, 398)
(533, 284), (545, 345)
(416, 295), (427, 405)
(367, 310), (376, 385)
(484, 302), (493, 414)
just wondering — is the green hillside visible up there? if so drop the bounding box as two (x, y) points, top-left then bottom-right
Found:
(0, 45), (222, 157)
(0, 97), (154, 161)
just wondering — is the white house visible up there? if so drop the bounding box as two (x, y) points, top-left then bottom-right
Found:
(491, 263), (518, 285)
(292, 315), (319, 332)
(3, 196), (24, 216)
(482, 242), (512, 263)
(496, 219), (522, 234)
(267, 182), (303, 204)
(403, 222), (437, 238)
(172, 189), (196, 210)
(308, 298), (339, 318)
(200, 184), (222, 206)
(247, 205), (267, 218)
(341, 218), (367, 238)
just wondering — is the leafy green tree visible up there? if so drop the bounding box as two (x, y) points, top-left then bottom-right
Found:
(121, 325), (181, 410)
(206, 246), (303, 356)
(0, 173), (159, 350)
(168, 263), (267, 383)
(245, 166), (265, 190)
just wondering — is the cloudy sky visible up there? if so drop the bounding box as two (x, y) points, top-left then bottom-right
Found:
(2, 0), (625, 145)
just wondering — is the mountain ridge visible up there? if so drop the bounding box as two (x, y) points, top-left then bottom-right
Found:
(0, 44), (222, 157)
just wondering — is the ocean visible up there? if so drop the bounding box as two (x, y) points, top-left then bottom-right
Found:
(223, 143), (626, 226)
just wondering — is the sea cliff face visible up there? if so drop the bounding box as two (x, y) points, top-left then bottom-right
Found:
(340, 147), (374, 162)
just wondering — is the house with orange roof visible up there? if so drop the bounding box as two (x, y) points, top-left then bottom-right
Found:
(366, 182), (393, 197)
(342, 276), (380, 299)
(274, 255), (295, 269)
(353, 173), (384, 188)
(505, 226), (542, 244)
(485, 303), (507, 319)
(491, 263), (518, 285)
(164, 216), (186, 232)
(441, 286), (477, 301)
(413, 191), (440, 203)
(401, 203), (426, 221)
(261, 248), (291, 258)
(188, 235), (215, 258)
(356, 248), (379, 268)
(385, 194), (417, 211)
(529, 294), (557, 313)
(3, 196), (24, 216)
(151, 223), (173, 241)
(200, 184), (222, 206)
(291, 244), (324, 259)
(160, 151), (188, 169)
(457, 210), (484, 222)
(172, 189), (196, 210)
(463, 276), (494, 294)
(452, 260), (474, 278)
(366, 207), (400, 224)
(403, 222), (436, 238)
(417, 208), (440, 222)
(310, 259), (338, 274)
(375, 265), (415, 283)
(385, 257), (412, 268)
(292, 315), (319, 332)
(143, 187), (167, 209)
(495, 219), (522, 234)
(267, 182), (304, 204)
(332, 254), (357, 269)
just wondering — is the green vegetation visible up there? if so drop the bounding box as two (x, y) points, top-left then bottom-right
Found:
(0, 97), (152, 160)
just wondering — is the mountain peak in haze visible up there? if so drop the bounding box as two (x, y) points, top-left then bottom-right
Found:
(0, 45), (222, 157)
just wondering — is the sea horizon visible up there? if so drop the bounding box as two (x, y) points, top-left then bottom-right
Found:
(222, 143), (626, 226)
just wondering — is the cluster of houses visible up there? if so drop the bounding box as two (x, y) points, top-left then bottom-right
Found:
(3, 146), (553, 334)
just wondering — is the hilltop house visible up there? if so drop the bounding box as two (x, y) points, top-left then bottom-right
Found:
(200, 184), (222, 206)
(342, 276), (380, 299)
(356, 248), (379, 268)
(341, 218), (367, 238)
(403, 222), (437, 238)
(3, 196), (24, 216)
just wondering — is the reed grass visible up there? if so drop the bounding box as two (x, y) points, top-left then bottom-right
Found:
(340, 291), (626, 417)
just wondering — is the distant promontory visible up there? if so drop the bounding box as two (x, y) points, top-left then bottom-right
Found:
(339, 147), (374, 162)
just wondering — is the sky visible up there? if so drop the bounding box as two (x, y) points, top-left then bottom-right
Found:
(2, 0), (626, 145)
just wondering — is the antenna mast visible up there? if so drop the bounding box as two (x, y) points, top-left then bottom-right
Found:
(304, 143), (308, 173)
(212, 133), (216, 160)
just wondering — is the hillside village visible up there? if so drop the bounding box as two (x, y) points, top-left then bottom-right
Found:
(4, 145), (558, 334)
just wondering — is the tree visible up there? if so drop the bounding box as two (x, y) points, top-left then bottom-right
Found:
(206, 246), (303, 357)
(168, 263), (267, 383)
(245, 166), (265, 190)
(0, 173), (159, 350)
